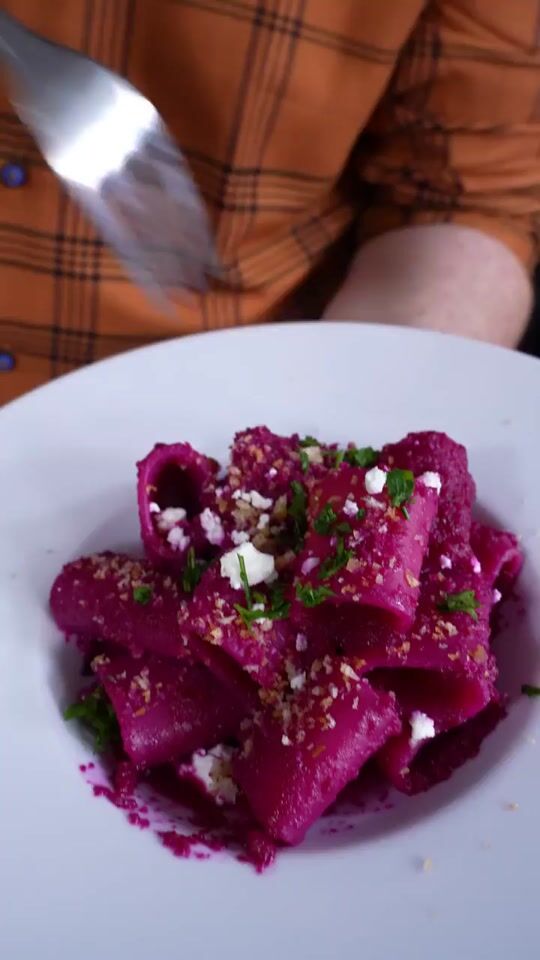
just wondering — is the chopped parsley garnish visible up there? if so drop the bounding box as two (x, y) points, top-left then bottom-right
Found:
(314, 504), (338, 535)
(295, 582), (334, 607)
(298, 437), (320, 472)
(238, 554), (252, 608)
(289, 480), (308, 549)
(343, 446), (379, 468)
(318, 537), (352, 581)
(64, 687), (120, 753)
(132, 584), (153, 605)
(521, 684), (540, 698)
(356, 508), (366, 521)
(386, 468), (415, 513)
(182, 547), (207, 593)
(299, 449), (310, 473)
(325, 445), (379, 469)
(235, 582), (291, 629)
(438, 590), (480, 621)
(335, 521), (352, 535)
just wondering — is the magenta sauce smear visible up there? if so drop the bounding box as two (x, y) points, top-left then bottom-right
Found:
(52, 428), (523, 873)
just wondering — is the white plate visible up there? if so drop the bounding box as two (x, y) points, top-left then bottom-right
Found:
(2, 323), (539, 960)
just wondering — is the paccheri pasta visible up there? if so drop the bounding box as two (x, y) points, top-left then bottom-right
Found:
(50, 428), (522, 854)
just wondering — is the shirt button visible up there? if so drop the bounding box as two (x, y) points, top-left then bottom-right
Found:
(1, 161), (28, 188)
(0, 351), (16, 371)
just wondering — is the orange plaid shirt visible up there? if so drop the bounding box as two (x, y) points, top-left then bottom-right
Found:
(1, 0), (539, 404)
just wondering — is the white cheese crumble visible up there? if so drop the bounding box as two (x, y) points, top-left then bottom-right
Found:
(409, 710), (436, 747)
(289, 671), (306, 692)
(231, 529), (250, 546)
(493, 588), (502, 604)
(232, 489), (273, 510)
(191, 745), (238, 805)
(365, 467), (387, 495)
(301, 556), (320, 576)
(343, 497), (359, 517)
(281, 734), (292, 746)
(267, 467), (278, 479)
(157, 506), (187, 531)
(364, 495), (385, 511)
(471, 556), (482, 574)
(220, 541), (275, 589)
(167, 527), (191, 551)
(295, 633), (308, 652)
(302, 445), (324, 465)
(149, 501), (160, 514)
(200, 507), (224, 545)
(257, 512), (270, 530)
(418, 471), (442, 494)
(440, 554), (452, 570)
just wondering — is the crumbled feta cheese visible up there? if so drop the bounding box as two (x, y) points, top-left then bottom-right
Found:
(302, 445), (324, 465)
(340, 663), (360, 681)
(471, 556), (482, 574)
(281, 734), (292, 746)
(418, 471), (442, 494)
(295, 633), (308, 652)
(440, 554), (452, 570)
(493, 588), (502, 604)
(257, 512), (270, 530)
(301, 556), (320, 576)
(167, 527), (190, 551)
(191, 745), (238, 805)
(267, 467), (278, 479)
(409, 710), (436, 747)
(157, 506), (187, 531)
(329, 684), (339, 699)
(232, 489), (273, 510)
(200, 507), (224, 546)
(289, 671), (306, 691)
(231, 529), (250, 546)
(343, 497), (359, 517)
(365, 467), (387, 495)
(220, 541), (275, 589)
(149, 501), (160, 514)
(326, 715), (336, 729)
(364, 495), (386, 511)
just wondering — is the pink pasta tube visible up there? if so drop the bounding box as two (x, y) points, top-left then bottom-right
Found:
(50, 552), (191, 658)
(233, 659), (401, 844)
(294, 465), (438, 629)
(137, 442), (219, 572)
(93, 653), (247, 767)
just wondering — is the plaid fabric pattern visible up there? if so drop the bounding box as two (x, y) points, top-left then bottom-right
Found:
(1, 0), (539, 403)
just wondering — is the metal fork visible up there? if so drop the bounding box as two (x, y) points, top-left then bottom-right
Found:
(0, 10), (219, 309)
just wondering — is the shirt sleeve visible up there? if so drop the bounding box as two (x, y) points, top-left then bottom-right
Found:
(356, 0), (540, 270)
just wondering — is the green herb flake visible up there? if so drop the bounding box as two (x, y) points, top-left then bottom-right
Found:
(438, 590), (480, 621)
(132, 584), (153, 605)
(295, 582), (334, 607)
(64, 687), (120, 753)
(289, 480), (308, 549)
(356, 508), (366, 521)
(318, 537), (352, 581)
(235, 581), (291, 630)
(386, 468), (415, 510)
(299, 435), (320, 448)
(299, 449), (310, 473)
(314, 504), (338, 536)
(344, 446), (379, 469)
(521, 684), (540, 698)
(238, 553), (252, 609)
(182, 547), (207, 593)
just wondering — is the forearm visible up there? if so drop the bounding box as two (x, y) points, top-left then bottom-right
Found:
(323, 224), (533, 348)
